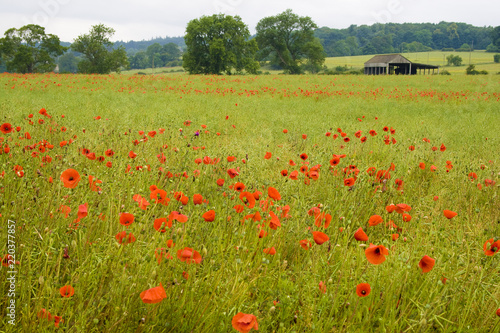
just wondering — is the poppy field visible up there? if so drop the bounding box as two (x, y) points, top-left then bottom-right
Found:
(0, 72), (499, 332)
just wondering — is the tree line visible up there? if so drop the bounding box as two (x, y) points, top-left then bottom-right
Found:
(0, 12), (499, 74)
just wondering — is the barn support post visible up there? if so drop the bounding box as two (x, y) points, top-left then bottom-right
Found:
(409, 63), (412, 75)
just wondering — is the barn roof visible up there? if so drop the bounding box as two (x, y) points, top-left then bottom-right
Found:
(364, 54), (438, 69)
(364, 54), (411, 65)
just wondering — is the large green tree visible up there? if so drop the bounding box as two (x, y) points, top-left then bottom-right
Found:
(256, 9), (325, 74)
(71, 24), (128, 74)
(0, 24), (66, 73)
(183, 14), (259, 75)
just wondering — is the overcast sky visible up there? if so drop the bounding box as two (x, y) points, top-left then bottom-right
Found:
(1, 0), (498, 42)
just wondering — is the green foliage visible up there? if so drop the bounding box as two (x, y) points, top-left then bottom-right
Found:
(491, 26), (500, 48)
(0, 24), (67, 73)
(183, 14), (258, 75)
(256, 9), (325, 74)
(71, 24), (129, 74)
(456, 43), (472, 52)
(494, 54), (500, 63)
(446, 54), (462, 66)
(466, 64), (488, 75)
(401, 41), (432, 53)
(316, 22), (493, 57)
(439, 69), (451, 75)
(58, 52), (80, 73)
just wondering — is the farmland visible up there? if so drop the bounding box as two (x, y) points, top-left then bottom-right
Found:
(0, 72), (499, 332)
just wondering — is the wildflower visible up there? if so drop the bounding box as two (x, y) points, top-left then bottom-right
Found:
(419, 255), (435, 273)
(354, 227), (368, 241)
(177, 247), (202, 264)
(356, 283), (371, 297)
(443, 210), (457, 219)
(365, 244), (389, 264)
(140, 283), (167, 304)
(232, 313), (258, 333)
(60, 169), (81, 188)
(59, 285), (75, 298)
(312, 231), (329, 245)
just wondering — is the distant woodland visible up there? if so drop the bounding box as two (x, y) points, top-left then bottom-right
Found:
(1, 21), (498, 73)
(119, 22), (496, 70)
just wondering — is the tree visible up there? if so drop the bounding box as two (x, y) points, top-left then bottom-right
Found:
(446, 54), (462, 66)
(71, 24), (129, 74)
(490, 26), (500, 51)
(256, 9), (325, 74)
(58, 52), (80, 73)
(183, 14), (259, 75)
(0, 24), (66, 73)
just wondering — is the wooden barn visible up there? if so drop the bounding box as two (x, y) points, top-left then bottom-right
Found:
(364, 54), (439, 75)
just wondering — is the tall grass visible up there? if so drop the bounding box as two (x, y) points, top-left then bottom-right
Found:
(0, 73), (498, 332)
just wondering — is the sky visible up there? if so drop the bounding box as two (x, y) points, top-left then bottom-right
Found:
(0, 0), (498, 42)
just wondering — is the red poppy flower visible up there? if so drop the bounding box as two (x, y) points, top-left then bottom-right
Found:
(419, 162), (425, 170)
(239, 191), (256, 208)
(105, 149), (114, 157)
(281, 169), (288, 177)
(0, 123), (13, 134)
(227, 156), (236, 162)
(119, 213), (135, 227)
(154, 218), (171, 232)
(217, 178), (225, 186)
(483, 239), (500, 256)
(115, 231), (136, 244)
(193, 194), (203, 205)
(268, 187), (281, 201)
(302, 134), (307, 139)
(263, 247), (276, 255)
(59, 285), (75, 298)
(227, 168), (239, 178)
(443, 210), (457, 219)
(312, 231), (329, 245)
(365, 244), (389, 264)
(368, 215), (383, 226)
(392, 233), (399, 241)
(264, 152), (272, 159)
(202, 210), (215, 222)
(77, 203), (88, 219)
(232, 312), (258, 333)
(289, 170), (299, 180)
(419, 255), (435, 273)
(319, 281), (326, 294)
(299, 239), (311, 250)
(344, 177), (355, 187)
(177, 247), (202, 264)
(354, 227), (368, 241)
(60, 169), (81, 188)
(300, 153), (308, 160)
(283, 129), (288, 133)
(140, 283), (167, 304)
(356, 283), (371, 297)
(327, 158), (339, 169)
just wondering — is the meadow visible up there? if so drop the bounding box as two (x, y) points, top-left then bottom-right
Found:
(0, 72), (499, 332)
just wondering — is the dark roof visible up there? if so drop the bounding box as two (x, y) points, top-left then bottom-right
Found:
(364, 54), (411, 65)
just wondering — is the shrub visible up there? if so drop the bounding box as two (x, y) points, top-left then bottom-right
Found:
(494, 54), (500, 63)
(466, 65), (488, 75)
(442, 48), (454, 52)
(439, 70), (451, 75)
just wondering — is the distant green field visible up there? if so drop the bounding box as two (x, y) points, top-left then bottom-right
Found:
(121, 51), (499, 76)
(325, 50), (500, 75)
